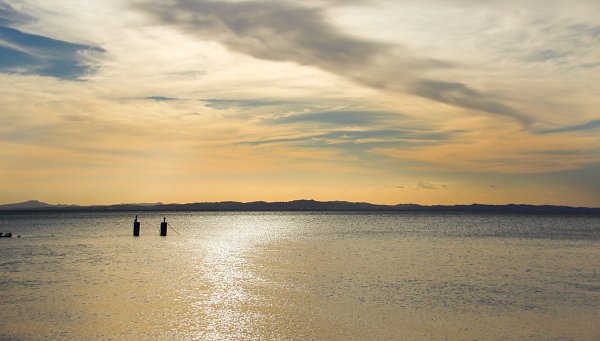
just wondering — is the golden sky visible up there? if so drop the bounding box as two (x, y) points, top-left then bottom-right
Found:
(1, 0), (599, 206)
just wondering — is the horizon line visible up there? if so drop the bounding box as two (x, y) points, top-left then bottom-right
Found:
(1, 199), (599, 210)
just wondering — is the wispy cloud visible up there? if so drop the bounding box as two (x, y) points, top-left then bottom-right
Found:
(138, 0), (531, 125)
(268, 110), (400, 126)
(240, 129), (452, 150)
(139, 0), (388, 70)
(416, 182), (448, 190)
(526, 49), (566, 63)
(203, 98), (302, 110)
(536, 119), (600, 134)
(409, 80), (532, 126)
(0, 1), (32, 26)
(146, 96), (178, 101)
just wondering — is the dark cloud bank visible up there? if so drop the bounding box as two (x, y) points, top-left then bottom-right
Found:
(139, 0), (530, 126)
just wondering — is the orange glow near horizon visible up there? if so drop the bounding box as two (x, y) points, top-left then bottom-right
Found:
(1, 1), (599, 207)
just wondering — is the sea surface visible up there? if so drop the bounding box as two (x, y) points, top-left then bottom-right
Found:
(0, 211), (599, 340)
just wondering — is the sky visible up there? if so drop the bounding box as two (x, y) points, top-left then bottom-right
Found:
(1, 0), (599, 206)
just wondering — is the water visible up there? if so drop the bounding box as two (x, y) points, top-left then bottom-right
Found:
(1, 211), (599, 340)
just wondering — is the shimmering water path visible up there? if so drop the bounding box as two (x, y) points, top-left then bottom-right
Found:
(1, 212), (599, 340)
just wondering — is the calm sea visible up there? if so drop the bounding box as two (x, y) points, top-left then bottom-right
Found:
(1, 211), (599, 340)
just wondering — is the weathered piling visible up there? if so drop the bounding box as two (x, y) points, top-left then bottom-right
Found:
(160, 217), (167, 236)
(133, 215), (140, 236)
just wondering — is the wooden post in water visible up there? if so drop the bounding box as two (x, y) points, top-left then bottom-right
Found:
(133, 215), (140, 236)
(160, 217), (168, 236)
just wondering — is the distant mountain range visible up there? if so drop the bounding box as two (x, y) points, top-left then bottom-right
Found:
(1, 200), (599, 213)
(0, 200), (79, 210)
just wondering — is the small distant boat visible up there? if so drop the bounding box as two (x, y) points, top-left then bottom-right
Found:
(0, 232), (12, 238)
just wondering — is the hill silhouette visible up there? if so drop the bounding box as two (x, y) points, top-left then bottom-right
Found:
(1, 199), (599, 214)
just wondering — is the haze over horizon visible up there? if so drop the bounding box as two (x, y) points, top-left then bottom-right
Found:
(2, 199), (600, 210)
(1, 0), (600, 206)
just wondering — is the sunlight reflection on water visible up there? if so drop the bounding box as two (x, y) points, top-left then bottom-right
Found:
(0, 212), (599, 340)
(178, 214), (297, 339)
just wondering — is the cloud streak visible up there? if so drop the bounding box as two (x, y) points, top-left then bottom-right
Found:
(139, 0), (529, 125)
(203, 98), (303, 110)
(146, 96), (178, 101)
(537, 119), (600, 134)
(141, 0), (387, 70)
(409, 80), (532, 126)
(417, 182), (448, 190)
(240, 129), (452, 151)
(269, 110), (400, 126)
(0, 1), (32, 26)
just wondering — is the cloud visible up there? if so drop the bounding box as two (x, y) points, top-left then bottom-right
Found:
(146, 96), (178, 101)
(138, 0), (530, 125)
(240, 129), (452, 153)
(526, 49), (566, 62)
(0, 1), (32, 26)
(536, 119), (600, 134)
(62, 114), (92, 122)
(0, 26), (103, 80)
(140, 0), (387, 70)
(203, 98), (301, 110)
(570, 23), (600, 39)
(416, 182), (448, 190)
(269, 110), (399, 126)
(409, 80), (532, 126)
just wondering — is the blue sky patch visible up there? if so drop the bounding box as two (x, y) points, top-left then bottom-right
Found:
(0, 26), (103, 80)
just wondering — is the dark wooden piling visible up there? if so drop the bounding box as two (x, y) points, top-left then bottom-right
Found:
(133, 215), (140, 236)
(160, 217), (167, 236)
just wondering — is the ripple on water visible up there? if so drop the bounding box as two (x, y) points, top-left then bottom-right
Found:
(0, 212), (599, 340)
